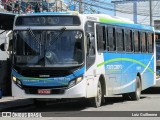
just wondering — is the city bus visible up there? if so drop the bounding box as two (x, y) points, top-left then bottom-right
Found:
(10, 12), (155, 107)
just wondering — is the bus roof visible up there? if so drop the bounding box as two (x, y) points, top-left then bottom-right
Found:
(83, 14), (153, 31)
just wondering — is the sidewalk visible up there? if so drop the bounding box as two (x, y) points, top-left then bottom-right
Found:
(0, 97), (33, 111)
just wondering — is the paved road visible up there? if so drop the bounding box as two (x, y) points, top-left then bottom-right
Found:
(1, 87), (160, 120)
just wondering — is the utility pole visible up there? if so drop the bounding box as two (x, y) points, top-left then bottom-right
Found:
(112, 0), (154, 25)
(114, 3), (116, 16)
(79, 0), (82, 13)
(55, 0), (57, 12)
(149, 0), (152, 26)
(112, 0), (138, 24)
(133, 0), (137, 24)
(61, 0), (62, 12)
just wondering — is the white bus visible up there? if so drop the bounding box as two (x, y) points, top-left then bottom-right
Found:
(9, 12), (155, 107)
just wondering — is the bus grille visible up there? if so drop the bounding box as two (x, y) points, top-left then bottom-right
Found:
(21, 70), (71, 77)
(24, 87), (66, 94)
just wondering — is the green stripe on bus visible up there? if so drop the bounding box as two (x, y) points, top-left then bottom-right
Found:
(99, 17), (130, 24)
(97, 58), (154, 74)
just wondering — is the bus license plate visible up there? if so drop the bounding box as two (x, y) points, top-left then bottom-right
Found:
(38, 89), (51, 94)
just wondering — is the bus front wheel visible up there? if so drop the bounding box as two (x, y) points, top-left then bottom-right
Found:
(90, 80), (103, 108)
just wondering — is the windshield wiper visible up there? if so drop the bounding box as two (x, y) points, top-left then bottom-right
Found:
(49, 27), (66, 46)
(27, 28), (41, 45)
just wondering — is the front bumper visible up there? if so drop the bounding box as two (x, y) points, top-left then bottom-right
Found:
(12, 79), (87, 99)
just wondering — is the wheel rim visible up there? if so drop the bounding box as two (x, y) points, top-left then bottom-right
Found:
(96, 82), (102, 106)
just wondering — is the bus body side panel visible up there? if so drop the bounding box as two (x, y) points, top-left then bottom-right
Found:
(121, 53), (135, 93)
(86, 51), (108, 98)
(103, 52), (122, 95)
(99, 52), (155, 95)
(85, 65), (100, 98)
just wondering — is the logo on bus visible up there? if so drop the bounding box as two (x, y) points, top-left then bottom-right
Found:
(106, 65), (123, 70)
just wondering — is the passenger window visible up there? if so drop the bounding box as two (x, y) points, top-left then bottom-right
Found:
(134, 31), (138, 52)
(96, 24), (105, 51)
(116, 28), (124, 51)
(130, 30), (133, 51)
(134, 31), (140, 52)
(108, 26), (116, 51)
(145, 32), (148, 53)
(103, 26), (107, 50)
(125, 29), (132, 52)
(148, 33), (154, 53)
(141, 32), (146, 53)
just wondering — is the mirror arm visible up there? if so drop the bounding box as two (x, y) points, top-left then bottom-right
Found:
(4, 30), (12, 51)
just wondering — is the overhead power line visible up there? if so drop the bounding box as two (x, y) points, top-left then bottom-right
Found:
(73, 0), (154, 16)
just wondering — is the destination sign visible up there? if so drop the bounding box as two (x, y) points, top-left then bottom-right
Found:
(15, 16), (81, 26)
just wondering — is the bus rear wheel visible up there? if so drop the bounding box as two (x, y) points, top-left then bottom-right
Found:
(90, 81), (103, 108)
(130, 76), (141, 100)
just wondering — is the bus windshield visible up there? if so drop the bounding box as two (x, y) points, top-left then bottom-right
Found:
(13, 30), (84, 67)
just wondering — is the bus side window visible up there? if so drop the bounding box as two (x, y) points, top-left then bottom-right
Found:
(96, 24), (105, 52)
(141, 32), (146, 53)
(145, 32), (148, 53)
(108, 26), (116, 51)
(152, 33), (154, 52)
(148, 32), (154, 53)
(130, 30), (134, 52)
(104, 25), (108, 51)
(134, 31), (138, 52)
(116, 27), (124, 51)
(125, 29), (132, 52)
(138, 31), (141, 52)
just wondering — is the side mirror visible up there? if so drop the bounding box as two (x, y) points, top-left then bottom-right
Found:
(4, 36), (9, 51)
(0, 31), (13, 51)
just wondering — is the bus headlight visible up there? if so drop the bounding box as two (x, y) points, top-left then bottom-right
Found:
(68, 76), (83, 88)
(76, 76), (83, 84)
(12, 76), (22, 88)
(12, 76), (17, 82)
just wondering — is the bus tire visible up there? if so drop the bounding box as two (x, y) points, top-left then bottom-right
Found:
(34, 99), (47, 108)
(130, 76), (142, 101)
(90, 80), (103, 108)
